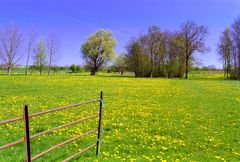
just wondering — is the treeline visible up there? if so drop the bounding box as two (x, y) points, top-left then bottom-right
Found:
(79, 22), (209, 79)
(0, 64), (85, 74)
(0, 24), (60, 75)
(1, 18), (240, 80)
(125, 22), (209, 78)
(218, 17), (240, 80)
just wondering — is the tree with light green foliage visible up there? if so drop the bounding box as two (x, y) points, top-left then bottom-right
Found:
(34, 39), (47, 75)
(115, 52), (127, 75)
(81, 29), (116, 75)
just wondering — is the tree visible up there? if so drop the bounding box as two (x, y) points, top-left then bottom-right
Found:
(231, 17), (240, 80)
(115, 52), (127, 75)
(76, 65), (83, 73)
(144, 26), (166, 77)
(125, 23), (208, 79)
(47, 32), (60, 75)
(70, 64), (77, 73)
(167, 33), (185, 78)
(218, 28), (232, 78)
(81, 29), (116, 75)
(25, 30), (35, 75)
(0, 24), (23, 75)
(34, 39), (47, 75)
(126, 37), (150, 77)
(126, 26), (167, 78)
(177, 21), (209, 79)
(153, 31), (167, 77)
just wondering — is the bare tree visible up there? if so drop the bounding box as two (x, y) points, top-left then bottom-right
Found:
(0, 24), (23, 75)
(177, 21), (209, 79)
(25, 30), (35, 75)
(47, 32), (60, 75)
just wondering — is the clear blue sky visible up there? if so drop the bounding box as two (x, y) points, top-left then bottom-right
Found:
(0, 0), (240, 68)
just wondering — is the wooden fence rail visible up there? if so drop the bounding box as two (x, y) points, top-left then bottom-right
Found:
(0, 91), (103, 162)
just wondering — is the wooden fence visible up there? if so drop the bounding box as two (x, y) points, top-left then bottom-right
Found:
(0, 91), (103, 161)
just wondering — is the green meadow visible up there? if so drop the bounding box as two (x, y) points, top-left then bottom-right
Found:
(0, 73), (239, 161)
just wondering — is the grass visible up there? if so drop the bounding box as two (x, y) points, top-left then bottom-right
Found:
(0, 73), (239, 161)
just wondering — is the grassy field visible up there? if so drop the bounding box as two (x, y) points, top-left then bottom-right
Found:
(0, 73), (240, 161)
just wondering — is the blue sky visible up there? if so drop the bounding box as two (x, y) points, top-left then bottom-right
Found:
(0, 0), (240, 67)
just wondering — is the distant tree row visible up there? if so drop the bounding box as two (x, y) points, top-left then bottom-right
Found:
(125, 21), (209, 78)
(218, 17), (240, 80)
(80, 21), (209, 79)
(0, 24), (60, 75)
(69, 64), (84, 73)
(3, 19), (240, 80)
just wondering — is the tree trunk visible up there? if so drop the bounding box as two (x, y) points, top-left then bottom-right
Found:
(25, 53), (30, 75)
(90, 71), (96, 75)
(150, 63), (153, 78)
(48, 59), (52, 76)
(48, 65), (51, 76)
(224, 59), (226, 78)
(25, 66), (28, 75)
(7, 67), (11, 75)
(40, 66), (42, 75)
(91, 69), (96, 75)
(150, 51), (153, 78)
(238, 50), (240, 80)
(185, 56), (189, 79)
(227, 58), (230, 79)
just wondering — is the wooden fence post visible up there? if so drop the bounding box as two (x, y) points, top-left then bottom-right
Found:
(96, 91), (103, 156)
(24, 105), (31, 162)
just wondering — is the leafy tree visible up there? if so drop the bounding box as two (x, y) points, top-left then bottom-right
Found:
(167, 33), (185, 78)
(107, 65), (118, 73)
(231, 17), (240, 80)
(33, 39), (47, 75)
(70, 64), (77, 73)
(126, 23), (208, 79)
(177, 21), (209, 79)
(144, 26), (167, 77)
(51, 66), (59, 73)
(217, 17), (240, 80)
(126, 26), (168, 78)
(115, 52), (127, 75)
(59, 66), (68, 70)
(81, 29), (116, 75)
(218, 28), (232, 78)
(76, 65), (83, 73)
(126, 37), (150, 77)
